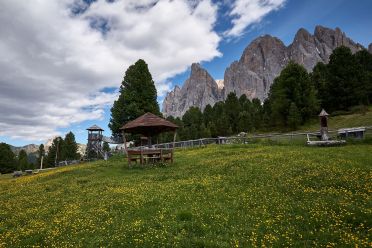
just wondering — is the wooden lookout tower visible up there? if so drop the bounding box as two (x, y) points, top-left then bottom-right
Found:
(87, 125), (104, 157)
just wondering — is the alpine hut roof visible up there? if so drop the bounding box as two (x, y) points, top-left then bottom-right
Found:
(319, 109), (329, 117)
(119, 112), (178, 135)
(87, 124), (104, 131)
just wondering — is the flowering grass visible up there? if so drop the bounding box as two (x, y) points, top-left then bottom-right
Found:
(0, 144), (371, 247)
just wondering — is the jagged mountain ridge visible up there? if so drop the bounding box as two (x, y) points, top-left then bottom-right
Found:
(10, 144), (39, 155)
(162, 63), (224, 117)
(163, 25), (368, 117)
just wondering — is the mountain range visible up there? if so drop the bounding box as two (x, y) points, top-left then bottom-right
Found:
(10, 137), (87, 158)
(162, 25), (371, 117)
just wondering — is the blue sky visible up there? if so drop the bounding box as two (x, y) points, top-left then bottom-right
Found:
(1, 0), (371, 147)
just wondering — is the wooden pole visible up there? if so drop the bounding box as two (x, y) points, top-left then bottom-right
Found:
(55, 137), (60, 167)
(122, 131), (127, 154)
(173, 131), (177, 149)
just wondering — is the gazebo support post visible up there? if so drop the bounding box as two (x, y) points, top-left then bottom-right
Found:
(173, 131), (177, 149)
(122, 131), (127, 154)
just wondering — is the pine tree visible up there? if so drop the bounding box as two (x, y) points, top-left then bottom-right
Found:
(63, 132), (79, 160)
(224, 92), (240, 133)
(237, 111), (253, 132)
(18, 150), (29, 171)
(268, 61), (318, 127)
(203, 104), (213, 127)
(311, 62), (329, 108)
(288, 102), (301, 130)
(46, 137), (63, 167)
(0, 143), (17, 173)
(37, 144), (45, 168)
(326, 46), (361, 111)
(182, 107), (203, 140)
(103, 142), (110, 152)
(251, 98), (263, 130)
(354, 49), (372, 104)
(109, 59), (160, 136)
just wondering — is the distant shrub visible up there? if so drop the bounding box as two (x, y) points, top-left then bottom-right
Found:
(331, 110), (351, 116)
(349, 105), (368, 115)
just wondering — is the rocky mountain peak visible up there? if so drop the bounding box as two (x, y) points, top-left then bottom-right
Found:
(162, 63), (223, 117)
(191, 62), (201, 71)
(162, 25), (369, 117)
(294, 28), (312, 42)
(224, 34), (288, 100)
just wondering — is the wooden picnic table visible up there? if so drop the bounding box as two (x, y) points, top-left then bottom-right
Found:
(126, 148), (173, 167)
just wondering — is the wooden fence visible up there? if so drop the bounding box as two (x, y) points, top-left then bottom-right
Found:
(147, 126), (372, 149)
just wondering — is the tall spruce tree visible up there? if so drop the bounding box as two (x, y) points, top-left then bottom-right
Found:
(182, 107), (203, 140)
(354, 49), (372, 104)
(326, 46), (361, 111)
(288, 102), (301, 130)
(109, 59), (160, 136)
(46, 137), (63, 167)
(37, 144), (45, 168)
(268, 61), (318, 128)
(224, 92), (240, 133)
(63, 132), (79, 160)
(251, 98), (263, 130)
(0, 143), (17, 173)
(18, 150), (29, 171)
(311, 62), (330, 108)
(103, 142), (110, 152)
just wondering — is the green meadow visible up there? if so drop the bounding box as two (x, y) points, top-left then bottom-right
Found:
(0, 144), (371, 247)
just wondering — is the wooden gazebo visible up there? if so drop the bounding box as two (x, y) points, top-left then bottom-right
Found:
(119, 112), (178, 166)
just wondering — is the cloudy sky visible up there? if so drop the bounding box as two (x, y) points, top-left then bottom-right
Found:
(1, 0), (372, 146)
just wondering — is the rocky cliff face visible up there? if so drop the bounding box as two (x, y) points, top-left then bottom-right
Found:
(162, 25), (367, 117)
(224, 35), (288, 100)
(162, 63), (223, 117)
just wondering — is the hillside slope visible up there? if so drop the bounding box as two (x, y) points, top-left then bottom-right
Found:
(299, 107), (372, 131)
(0, 144), (371, 247)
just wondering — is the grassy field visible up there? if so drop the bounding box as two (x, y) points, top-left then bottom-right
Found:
(0, 144), (371, 247)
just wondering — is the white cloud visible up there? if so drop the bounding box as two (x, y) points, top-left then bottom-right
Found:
(225, 0), (286, 37)
(0, 0), (220, 141)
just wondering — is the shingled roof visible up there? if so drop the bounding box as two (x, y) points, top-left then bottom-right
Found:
(87, 124), (104, 131)
(319, 109), (329, 117)
(120, 112), (178, 135)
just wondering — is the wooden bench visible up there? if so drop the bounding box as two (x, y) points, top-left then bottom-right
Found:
(160, 149), (173, 163)
(127, 149), (174, 167)
(126, 150), (144, 167)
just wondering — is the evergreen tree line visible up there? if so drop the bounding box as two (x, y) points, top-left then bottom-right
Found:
(160, 46), (372, 142)
(0, 131), (80, 173)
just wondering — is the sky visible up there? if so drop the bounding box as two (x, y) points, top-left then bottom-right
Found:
(1, 0), (372, 147)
